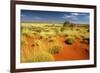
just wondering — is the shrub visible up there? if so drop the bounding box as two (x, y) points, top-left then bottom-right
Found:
(22, 32), (33, 38)
(64, 36), (75, 45)
(60, 27), (66, 32)
(21, 40), (25, 46)
(33, 51), (54, 62)
(48, 46), (61, 54)
(21, 50), (54, 63)
(63, 34), (68, 37)
(74, 34), (81, 40)
(76, 28), (80, 31)
(80, 34), (89, 44)
(21, 38), (28, 46)
(81, 38), (89, 44)
(86, 29), (89, 32)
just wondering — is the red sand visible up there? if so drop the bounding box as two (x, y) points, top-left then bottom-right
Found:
(54, 37), (89, 61)
(21, 35), (89, 62)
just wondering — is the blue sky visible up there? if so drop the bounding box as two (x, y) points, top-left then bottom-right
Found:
(21, 10), (90, 24)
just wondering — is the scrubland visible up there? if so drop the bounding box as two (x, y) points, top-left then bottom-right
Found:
(21, 22), (89, 63)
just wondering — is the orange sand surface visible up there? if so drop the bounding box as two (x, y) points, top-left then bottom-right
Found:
(54, 37), (89, 61)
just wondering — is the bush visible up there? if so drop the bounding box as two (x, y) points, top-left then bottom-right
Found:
(33, 51), (54, 62)
(48, 46), (61, 54)
(64, 37), (75, 45)
(81, 38), (89, 44)
(21, 37), (28, 46)
(86, 29), (89, 32)
(80, 34), (89, 44)
(21, 40), (25, 46)
(60, 27), (66, 32)
(22, 32), (33, 38)
(21, 50), (54, 63)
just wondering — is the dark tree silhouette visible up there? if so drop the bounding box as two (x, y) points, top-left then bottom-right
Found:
(63, 21), (70, 27)
(60, 21), (70, 32)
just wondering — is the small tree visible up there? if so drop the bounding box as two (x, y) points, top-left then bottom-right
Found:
(63, 21), (74, 30)
(63, 21), (70, 27)
(60, 21), (70, 32)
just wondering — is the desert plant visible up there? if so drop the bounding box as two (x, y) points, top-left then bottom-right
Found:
(22, 32), (34, 38)
(63, 21), (70, 27)
(21, 48), (54, 63)
(64, 36), (75, 45)
(21, 40), (25, 46)
(60, 21), (70, 32)
(48, 46), (61, 54)
(81, 37), (89, 44)
(33, 51), (54, 62)
(86, 28), (89, 32)
(80, 33), (89, 44)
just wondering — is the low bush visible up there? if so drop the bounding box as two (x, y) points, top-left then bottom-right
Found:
(64, 36), (75, 45)
(33, 51), (54, 62)
(48, 46), (61, 54)
(81, 38), (89, 44)
(21, 50), (54, 63)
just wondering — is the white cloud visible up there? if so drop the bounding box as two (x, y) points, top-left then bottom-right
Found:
(71, 13), (80, 16)
(71, 13), (87, 16)
(62, 14), (78, 20)
(62, 14), (72, 19)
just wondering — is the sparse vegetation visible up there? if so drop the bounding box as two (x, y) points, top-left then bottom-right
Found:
(32, 51), (54, 62)
(48, 46), (61, 54)
(64, 36), (75, 45)
(21, 49), (54, 62)
(21, 22), (90, 63)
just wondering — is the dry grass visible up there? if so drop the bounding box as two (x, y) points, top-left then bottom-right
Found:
(20, 23), (89, 63)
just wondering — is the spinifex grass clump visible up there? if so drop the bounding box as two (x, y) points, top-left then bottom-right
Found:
(22, 32), (34, 39)
(81, 37), (89, 44)
(21, 39), (55, 63)
(80, 33), (89, 44)
(64, 36), (75, 45)
(21, 39), (25, 46)
(48, 46), (61, 54)
(33, 51), (54, 62)
(21, 48), (54, 63)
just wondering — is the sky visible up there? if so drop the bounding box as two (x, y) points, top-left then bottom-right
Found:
(21, 10), (90, 24)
